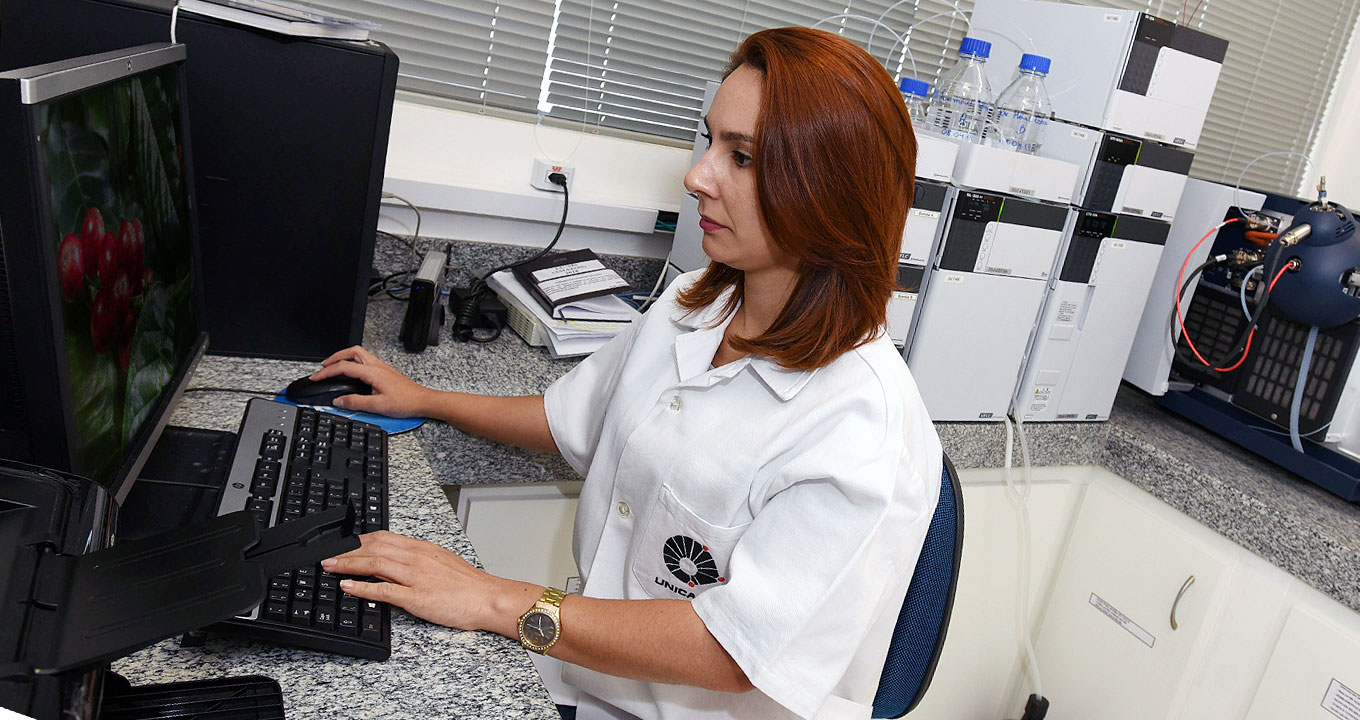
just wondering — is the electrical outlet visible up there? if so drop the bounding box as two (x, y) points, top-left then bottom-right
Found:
(530, 158), (574, 192)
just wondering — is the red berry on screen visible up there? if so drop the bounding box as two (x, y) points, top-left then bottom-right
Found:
(118, 221), (141, 275)
(90, 289), (115, 353)
(98, 231), (120, 286)
(110, 272), (132, 318)
(81, 207), (104, 250)
(58, 233), (85, 303)
(130, 218), (145, 269)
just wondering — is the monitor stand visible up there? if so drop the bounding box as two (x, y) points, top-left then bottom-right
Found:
(117, 426), (237, 543)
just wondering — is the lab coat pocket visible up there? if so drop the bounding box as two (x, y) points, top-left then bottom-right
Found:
(630, 483), (749, 601)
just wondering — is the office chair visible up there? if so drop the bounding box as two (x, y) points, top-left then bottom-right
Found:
(872, 452), (964, 718)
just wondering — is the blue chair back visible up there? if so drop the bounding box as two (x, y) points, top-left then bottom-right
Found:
(871, 452), (964, 718)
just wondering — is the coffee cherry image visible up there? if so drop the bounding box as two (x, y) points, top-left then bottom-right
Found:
(97, 231), (120, 287)
(80, 207), (104, 259)
(90, 287), (116, 354)
(117, 220), (144, 276)
(58, 233), (85, 303)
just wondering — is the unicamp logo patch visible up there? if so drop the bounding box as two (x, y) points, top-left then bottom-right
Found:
(654, 535), (724, 598)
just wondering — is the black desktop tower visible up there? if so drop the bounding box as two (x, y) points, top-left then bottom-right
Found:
(0, 0), (398, 360)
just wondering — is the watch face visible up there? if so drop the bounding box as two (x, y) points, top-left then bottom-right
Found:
(523, 611), (557, 647)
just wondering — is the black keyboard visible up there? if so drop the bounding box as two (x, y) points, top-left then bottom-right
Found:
(212, 398), (391, 659)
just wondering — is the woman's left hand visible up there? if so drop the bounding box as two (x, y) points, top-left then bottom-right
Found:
(321, 530), (538, 635)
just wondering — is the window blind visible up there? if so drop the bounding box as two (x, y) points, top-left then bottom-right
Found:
(297, 0), (1355, 196)
(299, 0), (553, 113)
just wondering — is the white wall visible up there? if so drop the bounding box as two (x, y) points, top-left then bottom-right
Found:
(1303, 18), (1360, 204)
(378, 101), (693, 259)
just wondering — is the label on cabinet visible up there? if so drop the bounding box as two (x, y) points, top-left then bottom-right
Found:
(1323, 679), (1360, 720)
(1090, 593), (1156, 648)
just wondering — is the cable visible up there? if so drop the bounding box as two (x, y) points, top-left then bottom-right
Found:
(450, 173), (570, 342)
(1290, 325), (1320, 452)
(381, 192), (422, 286)
(1234, 151), (1319, 219)
(637, 252), (671, 312)
(170, 2), (180, 42)
(1173, 218), (1292, 372)
(1239, 265), (1262, 322)
(1001, 416), (1044, 708)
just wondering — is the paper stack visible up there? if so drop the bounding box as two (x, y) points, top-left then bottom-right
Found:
(486, 271), (639, 358)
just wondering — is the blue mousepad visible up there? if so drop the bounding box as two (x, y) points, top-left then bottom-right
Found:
(273, 393), (426, 435)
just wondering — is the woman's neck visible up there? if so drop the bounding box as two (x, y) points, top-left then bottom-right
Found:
(737, 265), (799, 338)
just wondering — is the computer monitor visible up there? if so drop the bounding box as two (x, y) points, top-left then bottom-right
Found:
(0, 43), (207, 506)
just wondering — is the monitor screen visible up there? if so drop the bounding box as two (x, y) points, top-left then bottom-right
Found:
(31, 49), (200, 491)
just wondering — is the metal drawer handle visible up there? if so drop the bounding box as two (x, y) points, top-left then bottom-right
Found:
(1170, 575), (1196, 630)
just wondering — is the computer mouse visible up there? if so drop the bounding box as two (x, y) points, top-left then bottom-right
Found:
(284, 374), (373, 407)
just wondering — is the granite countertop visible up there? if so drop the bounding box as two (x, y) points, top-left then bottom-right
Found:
(365, 238), (1360, 616)
(110, 354), (559, 720)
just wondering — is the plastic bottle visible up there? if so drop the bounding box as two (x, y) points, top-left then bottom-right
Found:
(926, 37), (993, 144)
(987, 54), (1053, 154)
(898, 77), (931, 129)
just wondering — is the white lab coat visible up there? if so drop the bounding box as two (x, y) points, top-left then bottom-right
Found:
(544, 270), (942, 720)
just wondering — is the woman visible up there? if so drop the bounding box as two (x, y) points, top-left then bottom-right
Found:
(315, 27), (942, 720)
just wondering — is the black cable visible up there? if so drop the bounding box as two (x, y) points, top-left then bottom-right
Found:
(1173, 243), (1287, 371)
(478, 177), (570, 282)
(450, 173), (569, 342)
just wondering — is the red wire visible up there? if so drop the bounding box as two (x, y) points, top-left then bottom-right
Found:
(1212, 264), (1291, 372)
(1175, 218), (1239, 367)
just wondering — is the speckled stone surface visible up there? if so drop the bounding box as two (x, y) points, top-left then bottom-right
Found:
(110, 353), (559, 719)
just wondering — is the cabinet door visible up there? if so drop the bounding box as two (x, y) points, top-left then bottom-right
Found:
(1245, 598), (1360, 719)
(1032, 483), (1230, 720)
(910, 475), (1083, 720)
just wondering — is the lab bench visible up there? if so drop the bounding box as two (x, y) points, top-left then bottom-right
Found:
(111, 239), (1359, 719)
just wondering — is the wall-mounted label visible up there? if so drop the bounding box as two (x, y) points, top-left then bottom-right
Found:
(1323, 679), (1360, 720)
(1089, 593), (1156, 648)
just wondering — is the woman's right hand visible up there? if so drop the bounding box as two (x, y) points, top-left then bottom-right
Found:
(310, 345), (436, 418)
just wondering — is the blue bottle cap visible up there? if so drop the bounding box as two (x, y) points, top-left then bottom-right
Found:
(1019, 53), (1051, 75)
(958, 37), (992, 59)
(899, 77), (930, 98)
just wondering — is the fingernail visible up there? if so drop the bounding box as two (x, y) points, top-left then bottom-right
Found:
(334, 398), (346, 408)
(321, 559), (335, 568)
(340, 579), (354, 588)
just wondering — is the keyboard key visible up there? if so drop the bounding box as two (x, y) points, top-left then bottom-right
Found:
(338, 613), (359, 634)
(269, 576), (291, 591)
(361, 616), (381, 641)
(295, 575), (315, 590)
(315, 608), (336, 628)
(264, 602), (288, 621)
(268, 589), (290, 603)
(317, 589), (337, 604)
(290, 604), (313, 624)
(292, 587), (315, 602)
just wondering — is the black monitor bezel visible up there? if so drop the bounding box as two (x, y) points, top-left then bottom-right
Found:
(1, 43), (208, 506)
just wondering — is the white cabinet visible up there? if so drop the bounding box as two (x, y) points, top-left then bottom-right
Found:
(910, 469), (1084, 720)
(1029, 482), (1233, 719)
(1245, 593), (1360, 719)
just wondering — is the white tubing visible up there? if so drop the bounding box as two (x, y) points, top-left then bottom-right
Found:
(1290, 326), (1320, 452)
(1002, 416), (1044, 701)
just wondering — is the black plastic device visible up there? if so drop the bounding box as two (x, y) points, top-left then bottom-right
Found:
(0, 458), (359, 718)
(400, 250), (448, 352)
(0, 0), (400, 361)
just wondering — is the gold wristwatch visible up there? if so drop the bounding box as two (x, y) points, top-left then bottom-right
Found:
(518, 587), (566, 654)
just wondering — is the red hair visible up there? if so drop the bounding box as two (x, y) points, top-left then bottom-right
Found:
(676, 27), (917, 370)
